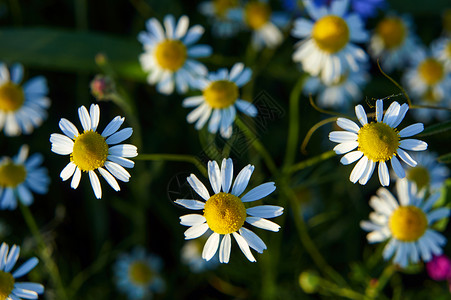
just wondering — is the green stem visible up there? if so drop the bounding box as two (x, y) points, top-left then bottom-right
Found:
(319, 277), (371, 300)
(19, 204), (68, 300)
(287, 151), (336, 174)
(283, 76), (305, 169)
(135, 153), (207, 176)
(300, 117), (338, 154)
(366, 265), (396, 299)
(235, 118), (278, 175)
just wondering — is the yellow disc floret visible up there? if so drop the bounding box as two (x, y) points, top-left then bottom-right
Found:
(71, 131), (109, 172)
(204, 192), (246, 235)
(154, 40), (187, 71)
(357, 122), (400, 162)
(406, 166), (430, 191)
(376, 17), (406, 49)
(0, 271), (14, 300)
(312, 15), (350, 53)
(214, 0), (238, 18)
(418, 58), (444, 85)
(0, 160), (27, 188)
(128, 261), (153, 285)
(203, 80), (239, 109)
(244, 2), (271, 30)
(0, 82), (25, 112)
(389, 206), (428, 242)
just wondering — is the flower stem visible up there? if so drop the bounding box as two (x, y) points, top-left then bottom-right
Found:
(300, 117), (338, 154)
(135, 153), (207, 176)
(19, 203), (68, 300)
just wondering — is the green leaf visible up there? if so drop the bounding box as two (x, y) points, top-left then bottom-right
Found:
(438, 153), (451, 164)
(0, 27), (146, 81)
(418, 120), (451, 137)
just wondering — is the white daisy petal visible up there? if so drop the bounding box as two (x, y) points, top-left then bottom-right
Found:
(399, 139), (428, 151)
(185, 223), (209, 240)
(359, 160), (376, 185)
(397, 148), (417, 167)
(12, 257), (38, 278)
(219, 234), (231, 263)
(202, 233), (220, 261)
(175, 199), (205, 210)
(399, 123), (424, 138)
(78, 105), (91, 132)
(13, 283), (44, 295)
(60, 162), (76, 181)
(71, 167), (82, 189)
(105, 128), (133, 145)
(108, 145), (138, 158)
(246, 205), (284, 219)
(208, 160), (221, 195)
(239, 227), (267, 253)
(246, 217), (280, 232)
(88, 170), (102, 199)
(98, 167), (120, 192)
(50, 133), (74, 155)
(355, 105), (368, 126)
(180, 214), (206, 226)
(232, 232), (256, 262)
(427, 208), (450, 224)
(107, 155), (135, 168)
(336, 118), (360, 133)
(329, 131), (358, 143)
(221, 158), (233, 193)
(104, 161), (131, 182)
(231, 164), (254, 197)
(241, 182), (276, 202)
(340, 150), (363, 165)
(101, 116), (125, 137)
(391, 156), (405, 179)
(59, 118), (79, 139)
(392, 103), (409, 128)
(5, 245), (19, 272)
(89, 104), (100, 131)
(11, 288), (38, 299)
(333, 142), (359, 155)
(378, 161), (390, 186)
(350, 156), (368, 183)
(187, 174), (210, 201)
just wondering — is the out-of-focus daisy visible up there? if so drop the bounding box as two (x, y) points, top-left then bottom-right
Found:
(199, 0), (240, 38)
(313, 0), (386, 19)
(404, 151), (450, 192)
(181, 239), (219, 273)
(403, 45), (451, 122)
(138, 15), (212, 95)
(369, 14), (418, 73)
(114, 247), (164, 300)
(443, 9), (451, 36)
(361, 178), (450, 268)
(229, 0), (290, 49)
(50, 104), (137, 199)
(0, 145), (49, 210)
(0, 242), (44, 299)
(434, 37), (451, 72)
(292, 0), (369, 84)
(303, 67), (369, 109)
(0, 63), (50, 136)
(176, 158), (283, 263)
(183, 63), (257, 138)
(329, 100), (428, 186)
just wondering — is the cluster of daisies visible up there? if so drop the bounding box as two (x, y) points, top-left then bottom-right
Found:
(0, 0), (450, 299)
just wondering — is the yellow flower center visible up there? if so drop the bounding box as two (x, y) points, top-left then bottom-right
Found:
(71, 131), (109, 172)
(389, 206), (428, 242)
(422, 88), (441, 104)
(406, 166), (430, 191)
(0, 82), (25, 112)
(444, 9), (451, 34)
(203, 80), (239, 109)
(357, 122), (400, 162)
(214, 0), (238, 18)
(154, 40), (187, 71)
(376, 17), (406, 49)
(0, 271), (14, 300)
(312, 15), (350, 53)
(0, 161), (27, 188)
(244, 2), (271, 30)
(418, 58), (444, 85)
(128, 261), (153, 285)
(204, 192), (246, 235)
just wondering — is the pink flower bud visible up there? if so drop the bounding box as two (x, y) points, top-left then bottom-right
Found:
(426, 255), (451, 281)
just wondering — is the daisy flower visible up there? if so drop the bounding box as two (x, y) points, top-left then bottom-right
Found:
(181, 239), (219, 273)
(50, 104), (138, 199)
(403, 45), (451, 122)
(369, 14), (418, 73)
(303, 67), (369, 109)
(175, 158), (283, 263)
(360, 178), (450, 268)
(434, 37), (451, 71)
(0, 63), (50, 136)
(313, 0), (386, 19)
(199, 0), (240, 38)
(329, 100), (428, 186)
(291, 0), (369, 84)
(0, 242), (44, 299)
(229, 0), (290, 49)
(0, 145), (50, 210)
(183, 63), (257, 138)
(138, 15), (212, 95)
(114, 247), (164, 300)
(403, 151), (450, 192)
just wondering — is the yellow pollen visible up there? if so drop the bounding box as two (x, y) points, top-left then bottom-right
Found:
(418, 58), (444, 85)
(0, 82), (25, 112)
(204, 192), (246, 235)
(128, 261), (153, 285)
(357, 122), (400, 162)
(0, 160), (27, 188)
(406, 166), (430, 191)
(0, 271), (14, 300)
(312, 15), (350, 53)
(154, 40), (187, 71)
(214, 0), (238, 18)
(71, 131), (109, 172)
(389, 206), (428, 242)
(244, 2), (271, 30)
(203, 80), (239, 109)
(376, 17), (406, 49)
